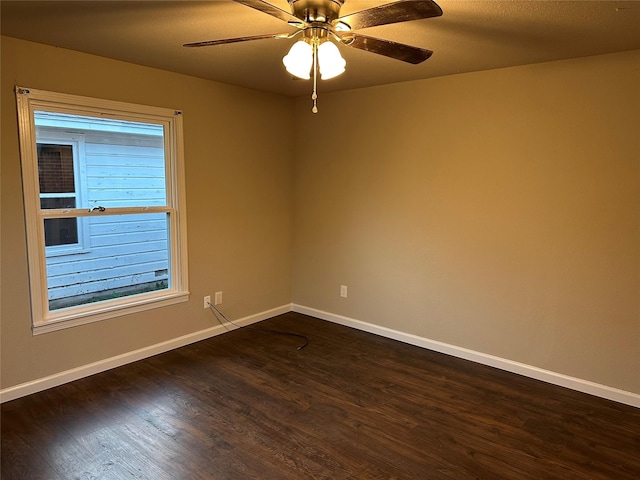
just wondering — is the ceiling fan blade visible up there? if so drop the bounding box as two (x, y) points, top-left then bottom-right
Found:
(183, 33), (289, 48)
(336, 0), (442, 31)
(341, 33), (433, 64)
(233, 0), (304, 26)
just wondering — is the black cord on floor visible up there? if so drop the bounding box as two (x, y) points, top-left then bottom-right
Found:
(208, 302), (309, 350)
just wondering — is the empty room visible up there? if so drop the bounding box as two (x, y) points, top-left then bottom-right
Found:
(1, 1), (639, 478)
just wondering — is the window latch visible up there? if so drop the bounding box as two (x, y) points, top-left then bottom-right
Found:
(90, 206), (106, 213)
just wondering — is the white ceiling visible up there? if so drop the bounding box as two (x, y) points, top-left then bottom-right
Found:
(2, 0), (640, 97)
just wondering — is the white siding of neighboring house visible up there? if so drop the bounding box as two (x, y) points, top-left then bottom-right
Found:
(37, 119), (169, 308)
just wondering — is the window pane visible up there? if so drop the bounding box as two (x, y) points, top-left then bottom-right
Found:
(38, 144), (75, 194)
(35, 111), (167, 209)
(41, 197), (76, 209)
(45, 213), (170, 311)
(41, 198), (79, 247)
(44, 218), (79, 247)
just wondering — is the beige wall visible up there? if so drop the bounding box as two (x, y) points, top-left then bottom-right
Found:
(2, 34), (638, 397)
(1, 36), (294, 389)
(292, 50), (640, 394)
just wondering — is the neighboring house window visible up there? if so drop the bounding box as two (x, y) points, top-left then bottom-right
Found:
(37, 133), (90, 256)
(16, 86), (189, 334)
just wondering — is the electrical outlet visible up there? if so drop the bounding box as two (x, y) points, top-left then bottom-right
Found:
(203, 295), (211, 309)
(214, 291), (223, 305)
(340, 285), (348, 298)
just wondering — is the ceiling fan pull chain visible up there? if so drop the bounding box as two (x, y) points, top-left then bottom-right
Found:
(312, 38), (318, 113)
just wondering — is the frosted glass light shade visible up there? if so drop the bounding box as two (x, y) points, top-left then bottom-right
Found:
(318, 41), (345, 80)
(283, 41), (313, 79)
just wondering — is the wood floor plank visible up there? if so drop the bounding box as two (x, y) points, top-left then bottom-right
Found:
(2, 312), (639, 479)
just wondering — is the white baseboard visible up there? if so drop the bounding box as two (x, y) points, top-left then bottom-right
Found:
(292, 304), (640, 408)
(4, 303), (639, 408)
(0, 304), (290, 403)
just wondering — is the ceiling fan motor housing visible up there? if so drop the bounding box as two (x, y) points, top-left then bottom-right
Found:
(289, 0), (345, 24)
(184, 0), (441, 67)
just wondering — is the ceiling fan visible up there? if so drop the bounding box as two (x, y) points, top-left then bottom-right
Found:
(184, 0), (443, 112)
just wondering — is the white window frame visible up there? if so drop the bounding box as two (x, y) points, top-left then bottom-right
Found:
(16, 86), (189, 335)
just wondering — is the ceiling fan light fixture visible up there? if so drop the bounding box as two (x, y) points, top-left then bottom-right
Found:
(283, 40), (313, 79)
(334, 21), (351, 32)
(183, 0), (444, 113)
(318, 40), (346, 80)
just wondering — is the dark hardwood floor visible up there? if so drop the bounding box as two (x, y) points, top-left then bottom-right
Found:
(2, 312), (639, 479)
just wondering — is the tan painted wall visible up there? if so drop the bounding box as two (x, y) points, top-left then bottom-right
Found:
(292, 50), (640, 394)
(1, 36), (294, 389)
(2, 34), (638, 397)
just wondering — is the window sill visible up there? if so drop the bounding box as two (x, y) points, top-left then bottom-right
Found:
(32, 291), (190, 335)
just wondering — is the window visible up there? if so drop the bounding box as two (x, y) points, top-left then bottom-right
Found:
(37, 132), (90, 256)
(16, 86), (189, 334)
